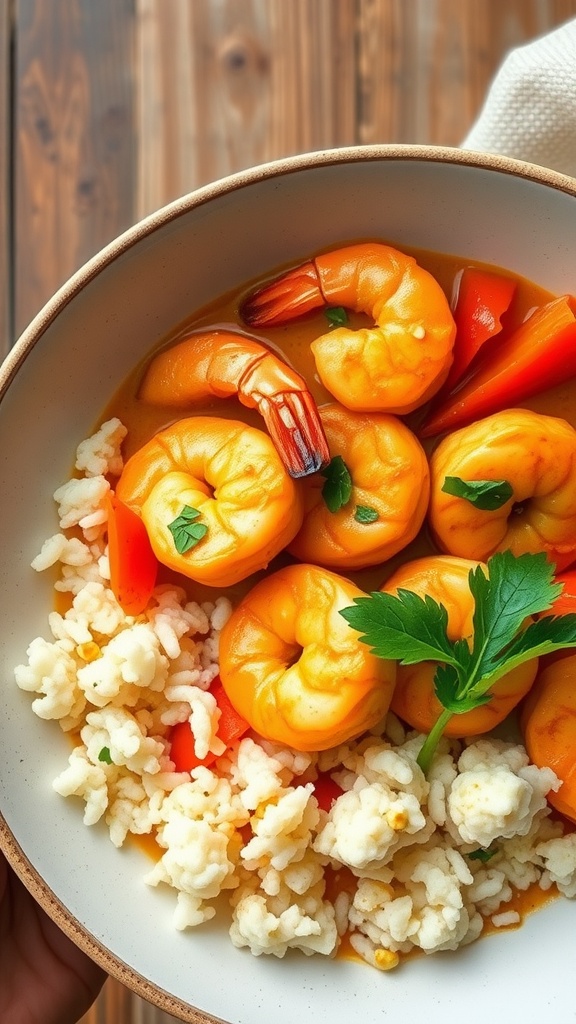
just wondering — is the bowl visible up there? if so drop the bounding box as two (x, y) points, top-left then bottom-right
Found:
(1, 145), (576, 1024)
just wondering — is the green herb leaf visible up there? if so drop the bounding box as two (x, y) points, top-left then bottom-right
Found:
(468, 551), (562, 680)
(168, 505), (208, 554)
(325, 306), (349, 327)
(354, 505), (379, 524)
(339, 551), (576, 775)
(98, 746), (113, 765)
(441, 476), (514, 510)
(321, 455), (353, 513)
(468, 847), (498, 863)
(434, 662), (492, 714)
(483, 612), (576, 686)
(340, 589), (458, 666)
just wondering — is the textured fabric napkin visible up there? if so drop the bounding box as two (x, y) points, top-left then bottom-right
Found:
(461, 18), (576, 178)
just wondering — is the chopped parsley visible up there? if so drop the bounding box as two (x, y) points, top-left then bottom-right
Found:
(324, 306), (349, 327)
(321, 455), (353, 513)
(442, 476), (514, 511)
(168, 505), (208, 554)
(354, 505), (379, 524)
(468, 847), (498, 863)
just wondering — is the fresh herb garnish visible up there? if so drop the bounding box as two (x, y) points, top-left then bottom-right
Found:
(168, 505), (208, 554)
(321, 455), (353, 513)
(354, 505), (379, 524)
(98, 746), (113, 765)
(325, 306), (349, 327)
(442, 476), (514, 511)
(340, 551), (576, 774)
(468, 847), (498, 863)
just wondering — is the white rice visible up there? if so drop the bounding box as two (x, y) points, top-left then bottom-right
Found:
(15, 419), (576, 969)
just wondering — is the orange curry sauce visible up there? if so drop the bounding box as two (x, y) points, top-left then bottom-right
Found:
(101, 240), (575, 960)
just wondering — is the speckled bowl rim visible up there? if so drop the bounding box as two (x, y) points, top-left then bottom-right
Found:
(1, 142), (576, 1022)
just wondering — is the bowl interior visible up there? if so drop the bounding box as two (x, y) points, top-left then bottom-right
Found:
(1, 146), (576, 1023)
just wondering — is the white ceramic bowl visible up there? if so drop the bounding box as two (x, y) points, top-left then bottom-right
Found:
(1, 145), (576, 1023)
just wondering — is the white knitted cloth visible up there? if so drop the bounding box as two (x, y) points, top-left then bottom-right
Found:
(461, 18), (576, 178)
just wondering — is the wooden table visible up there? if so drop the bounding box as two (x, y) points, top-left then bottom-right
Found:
(1, 2), (575, 1021)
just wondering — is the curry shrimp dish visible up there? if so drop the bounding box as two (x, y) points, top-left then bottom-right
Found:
(16, 240), (576, 971)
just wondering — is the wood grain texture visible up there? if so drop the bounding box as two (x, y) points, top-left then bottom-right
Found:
(135, 0), (357, 219)
(7, 1), (576, 1022)
(13, 0), (135, 337)
(356, 0), (576, 146)
(0, 0), (10, 357)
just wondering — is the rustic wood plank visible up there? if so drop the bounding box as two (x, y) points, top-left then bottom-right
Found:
(13, 0), (136, 338)
(0, 0), (10, 357)
(356, 0), (576, 147)
(135, 0), (357, 219)
(265, 0), (356, 155)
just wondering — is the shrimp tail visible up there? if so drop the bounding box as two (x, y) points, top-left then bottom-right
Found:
(241, 261), (323, 326)
(257, 389), (330, 478)
(139, 329), (329, 479)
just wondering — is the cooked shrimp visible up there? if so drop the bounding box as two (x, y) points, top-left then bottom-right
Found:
(288, 402), (430, 569)
(115, 416), (303, 588)
(241, 242), (456, 414)
(429, 409), (576, 570)
(138, 329), (329, 479)
(381, 555), (539, 736)
(521, 652), (576, 822)
(219, 563), (397, 751)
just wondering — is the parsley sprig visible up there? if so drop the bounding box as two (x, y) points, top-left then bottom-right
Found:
(340, 551), (576, 774)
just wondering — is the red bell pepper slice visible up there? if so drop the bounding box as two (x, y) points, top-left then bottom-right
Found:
(312, 772), (344, 812)
(536, 570), (576, 670)
(420, 294), (576, 438)
(548, 569), (576, 617)
(443, 267), (516, 392)
(169, 677), (250, 772)
(107, 492), (158, 615)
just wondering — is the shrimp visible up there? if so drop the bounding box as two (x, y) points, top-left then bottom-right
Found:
(429, 408), (576, 569)
(115, 416), (303, 588)
(381, 555), (539, 736)
(218, 563), (397, 751)
(241, 242), (456, 415)
(288, 402), (430, 570)
(138, 329), (329, 479)
(521, 652), (576, 823)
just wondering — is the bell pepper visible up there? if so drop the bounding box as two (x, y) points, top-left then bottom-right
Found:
(312, 772), (344, 812)
(443, 266), (516, 392)
(107, 492), (158, 615)
(548, 569), (576, 617)
(169, 676), (250, 772)
(420, 294), (576, 438)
